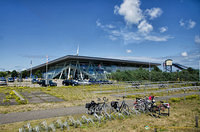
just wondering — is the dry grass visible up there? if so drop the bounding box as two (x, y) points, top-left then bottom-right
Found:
(0, 85), (118, 113)
(0, 84), (198, 114)
(0, 98), (200, 132)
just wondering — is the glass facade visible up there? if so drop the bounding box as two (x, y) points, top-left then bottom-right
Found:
(40, 60), (152, 80)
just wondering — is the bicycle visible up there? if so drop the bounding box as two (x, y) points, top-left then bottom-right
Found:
(133, 96), (170, 117)
(110, 96), (130, 115)
(85, 100), (99, 115)
(85, 97), (109, 115)
(95, 97), (109, 115)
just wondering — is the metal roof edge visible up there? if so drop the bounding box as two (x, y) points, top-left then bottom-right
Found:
(27, 55), (161, 71)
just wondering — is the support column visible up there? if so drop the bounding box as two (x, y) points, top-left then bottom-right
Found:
(67, 63), (71, 80)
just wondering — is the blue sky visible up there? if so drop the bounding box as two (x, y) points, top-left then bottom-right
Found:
(0, 0), (200, 71)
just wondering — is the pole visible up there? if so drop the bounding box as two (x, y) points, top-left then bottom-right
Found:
(199, 61), (200, 82)
(30, 60), (32, 79)
(46, 55), (48, 85)
(149, 62), (151, 82)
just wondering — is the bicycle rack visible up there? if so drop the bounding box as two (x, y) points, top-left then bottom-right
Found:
(69, 117), (82, 128)
(115, 113), (125, 119)
(23, 122), (32, 132)
(94, 113), (103, 123)
(40, 120), (48, 132)
(123, 110), (130, 116)
(82, 115), (95, 125)
(33, 125), (40, 132)
(63, 120), (70, 130)
(18, 128), (23, 132)
(54, 119), (64, 130)
(131, 108), (141, 115)
(49, 123), (56, 132)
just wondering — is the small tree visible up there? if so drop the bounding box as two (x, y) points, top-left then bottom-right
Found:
(152, 66), (162, 72)
(0, 71), (7, 77)
(11, 70), (18, 78)
(21, 70), (29, 78)
(35, 70), (42, 78)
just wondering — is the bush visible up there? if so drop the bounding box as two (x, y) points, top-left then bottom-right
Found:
(16, 97), (28, 105)
(108, 68), (199, 81)
(185, 95), (199, 100)
(170, 97), (182, 102)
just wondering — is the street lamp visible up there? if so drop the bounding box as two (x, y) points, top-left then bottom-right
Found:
(46, 55), (48, 85)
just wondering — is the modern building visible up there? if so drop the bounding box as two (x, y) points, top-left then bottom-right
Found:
(28, 55), (160, 80)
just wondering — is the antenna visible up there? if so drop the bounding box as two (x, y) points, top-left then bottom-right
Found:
(76, 44), (79, 56)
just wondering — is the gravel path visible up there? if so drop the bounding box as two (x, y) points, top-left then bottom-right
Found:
(0, 92), (199, 125)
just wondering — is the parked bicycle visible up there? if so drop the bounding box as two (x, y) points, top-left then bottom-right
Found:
(133, 96), (170, 117)
(85, 97), (109, 115)
(95, 97), (109, 115)
(110, 96), (130, 115)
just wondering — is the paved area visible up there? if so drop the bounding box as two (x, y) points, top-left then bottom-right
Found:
(0, 106), (84, 124)
(21, 91), (64, 104)
(0, 93), (18, 106)
(0, 91), (64, 105)
(0, 92), (199, 124)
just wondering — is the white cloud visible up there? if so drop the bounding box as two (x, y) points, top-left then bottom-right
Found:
(145, 35), (172, 42)
(181, 52), (188, 57)
(114, 0), (143, 25)
(194, 35), (200, 44)
(179, 19), (196, 29)
(106, 24), (115, 29)
(188, 19), (196, 29)
(97, 20), (172, 43)
(109, 35), (117, 41)
(159, 26), (168, 33)
(137, 20), (153, 34)
(145, 8), (163, 20)
(97, 0), (173, 44)
(126, 49), (132, 53)
(179, 19), (185, 26)
(96, 20), (103, 28)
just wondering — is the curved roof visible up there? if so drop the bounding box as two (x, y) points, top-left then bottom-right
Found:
(28, 55), (160, 71)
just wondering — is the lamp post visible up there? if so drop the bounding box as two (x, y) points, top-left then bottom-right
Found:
(30, 60), (32, 79)
(46, 55), (48, 85)
(149, 62), (151, 82)
(199, 60), (200, 81)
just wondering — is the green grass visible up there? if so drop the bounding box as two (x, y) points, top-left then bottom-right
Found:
(0, 98), (199, 132)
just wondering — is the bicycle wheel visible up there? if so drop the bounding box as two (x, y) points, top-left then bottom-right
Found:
(121, 104), (129, 113)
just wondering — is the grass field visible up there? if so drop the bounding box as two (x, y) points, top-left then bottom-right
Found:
(0, 97), (199, 132)
(0, 83), (199, 114)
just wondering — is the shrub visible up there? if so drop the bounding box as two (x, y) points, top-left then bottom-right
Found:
(47, 88), (51, 91)
(185, 95), (199, 100)
(170, 97), (182, 102)
(3, 98), (10, 102)
(16, 97), (28, 104)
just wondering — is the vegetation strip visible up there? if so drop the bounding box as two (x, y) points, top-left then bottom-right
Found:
(12, 90), (25, 101)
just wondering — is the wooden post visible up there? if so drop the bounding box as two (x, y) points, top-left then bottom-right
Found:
(195, 116), (198, 128)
